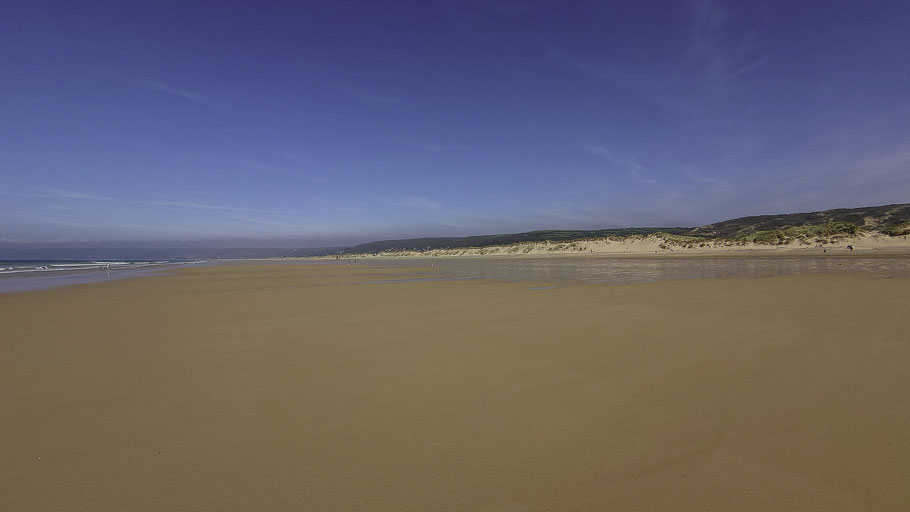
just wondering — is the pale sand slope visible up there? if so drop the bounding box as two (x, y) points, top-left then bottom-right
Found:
(2, 264), (909, 511)
(338, 232), (910, 258)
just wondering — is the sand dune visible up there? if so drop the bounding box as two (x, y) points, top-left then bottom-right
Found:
(2, 264), (909, 510)
(336, 232), (910, 259)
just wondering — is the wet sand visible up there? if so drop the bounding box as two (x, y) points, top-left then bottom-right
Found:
(2, 264), (909, 510)
(375, 254), (910, 285)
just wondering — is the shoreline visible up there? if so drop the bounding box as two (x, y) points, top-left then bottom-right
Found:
(319, 247), (910, 260)
(5, 252), (910, 294)
(0, 261), (212, 294)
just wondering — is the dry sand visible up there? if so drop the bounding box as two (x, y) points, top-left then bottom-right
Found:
(2, 264), (909, 510)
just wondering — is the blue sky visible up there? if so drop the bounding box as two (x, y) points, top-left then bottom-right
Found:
(2, 0), (909, 247)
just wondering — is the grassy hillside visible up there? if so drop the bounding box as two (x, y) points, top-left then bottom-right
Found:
(343, 228), (690, 254)
(338, 203), (910, 254)
(690, 203), (910, 238)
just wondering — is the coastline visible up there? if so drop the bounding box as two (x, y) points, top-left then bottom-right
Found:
(323, 232), (910, 260)
(4, 248), (910, 294)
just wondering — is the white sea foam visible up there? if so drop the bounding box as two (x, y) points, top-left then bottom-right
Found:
(0, 260), (174, 275)
(0, 260), (212, 293)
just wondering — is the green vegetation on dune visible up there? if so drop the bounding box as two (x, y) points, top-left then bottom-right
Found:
(881, 222), (910, 237)
(345, 227), (691, 254)
(691, 203), (910, 239)
(744, 221), (863, 245)
(336, 203), (910, 255)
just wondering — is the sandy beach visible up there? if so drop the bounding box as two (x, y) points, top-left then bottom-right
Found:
(2, 263), (909, 510)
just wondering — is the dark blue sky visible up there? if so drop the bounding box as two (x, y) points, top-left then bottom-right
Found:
(3, 1), (909, 246)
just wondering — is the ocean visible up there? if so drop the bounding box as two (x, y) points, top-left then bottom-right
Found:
(0, 260), (184, 274)
(0, 259), (208, 294)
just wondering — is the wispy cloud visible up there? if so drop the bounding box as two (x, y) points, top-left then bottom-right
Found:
(546, 48), (698, 115)
(397, 196), (442, 209)
(683, 169), (718, 185)
(209, 156), (325, 183)
(144, 81), (221, 107)
(529, 206), (634, 229)
(724, 54), (771, 82)
(219, 212), (312, 230)
(144, 200), (291, 216)
(585, 145), (660, 185)
(686, 0), (729, 64)
(427, 143), (472, 151)
(438, 0), (541, 45)
(682, 168), (734, 198)
(370, 196), (443, 210)
(547, 3), (769, 113)
(342, 86), (411, 106)
(2, 188), (321, 220)
(685, 0), (769, 86)
(670, 139), (910, 221)
(585, 145), (642, 176)
(2, 188), (354, 238)
(452, 0), (540, 15)
(0, 189), (114, 201)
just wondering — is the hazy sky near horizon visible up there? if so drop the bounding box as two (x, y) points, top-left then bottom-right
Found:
(3, 0), (910, 246)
